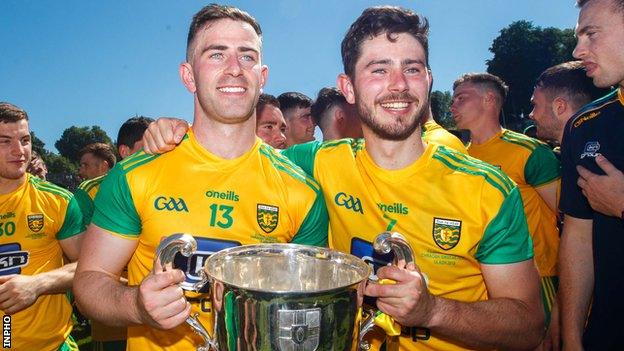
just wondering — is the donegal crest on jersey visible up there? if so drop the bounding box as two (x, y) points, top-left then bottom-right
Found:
(257, 204), (279, 233)
(432, 217), (461, 250)
(27, 213), (44, 232)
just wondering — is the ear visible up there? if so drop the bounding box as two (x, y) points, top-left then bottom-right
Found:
(337, 74), (356, 105)
(551, 96), (568, 118)
(118, 145), (130, 159)
(259, 65), (268, 89)
(180, 62), (197, 93)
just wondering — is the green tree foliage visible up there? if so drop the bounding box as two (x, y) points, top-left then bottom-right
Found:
(430, 90), (456, 129)
(54, 126), (113, 163)
(30, 131), (49, 158)
(487, 21), (576, 128)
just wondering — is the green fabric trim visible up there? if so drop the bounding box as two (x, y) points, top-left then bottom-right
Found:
(500, 131), (539, 151)
(58, 334), (79, 351)
(77, 175), (104, 193)
(525, 144), (561, 187)
(91, 164), (141, 237)
(57, 195), (84, 240)
(476, 187), (534, 264)
(290, 189), (329, 247)
(31, 177), (72, 201)
(281, 141), (322, 177)
(73, 188), (95, 230)
(260, 146), (320, 192)
(121, 152), (160, 173)
(433, 146), (514, 196)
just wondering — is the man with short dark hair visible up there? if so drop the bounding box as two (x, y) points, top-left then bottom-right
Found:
(256, 93), (287, 148)
(530, 61), (610, 145)
(73, 5), (327, 351)
(277, 91), (315, 146)
(559, 0), (624, 348)
(0, 102), (83, 350)
(451, 72), (561, 333)
(117, 116), (154, 159)
(311, 87), (362, 141)
(78, 142), (116, 181)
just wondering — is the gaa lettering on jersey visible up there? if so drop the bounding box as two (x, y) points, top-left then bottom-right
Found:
(153, 196), (189, 212)
(173, 237), (240, 292)
(257, 204), (279, 233)
(580, 141), (601, 159)
(573, 111), (600, 128)
(205, 189), (240, 202)
(334, 192), (364, 214)
(0, 244), (28, 275)
(432, 217), (461, 250)
(377, 202), (409, 215)
(27, 214), (44, 232)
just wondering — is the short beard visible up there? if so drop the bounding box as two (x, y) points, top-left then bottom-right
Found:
(356, 92), (428, 141)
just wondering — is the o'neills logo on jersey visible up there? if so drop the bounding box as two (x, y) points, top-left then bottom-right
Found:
(154, 196), (189, 212)
(432, 217), (461, 250)
(205, 189), (239, 202)
(334, 192), (364, 214)
(27, 214), (44, 232)
(257, 204), (279, 233)
(377, 202), (409, 215)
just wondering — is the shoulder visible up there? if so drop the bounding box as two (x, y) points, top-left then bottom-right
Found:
(499, 130), (546, 152)
(567, 89), (620, 131)
(29, 176), (73, 202)
(77, 174), (105, 194)
(259, 144), (321, 193)
(432, 145), (516, 197)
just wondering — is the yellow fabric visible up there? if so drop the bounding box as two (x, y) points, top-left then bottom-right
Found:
(94, 131), (324, 351)
(0, 174), (74, 351)
(468, 129), (560, 276)
(422, 121), (467, 153)
(317, 141), (530, 351)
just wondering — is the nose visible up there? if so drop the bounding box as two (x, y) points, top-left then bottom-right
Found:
(388, 70), (408, 92)
(528, 109), (535, 120)
(224, 54), (242, 76)
(9, 140), (25, 157)
(572, 38), (586, 59)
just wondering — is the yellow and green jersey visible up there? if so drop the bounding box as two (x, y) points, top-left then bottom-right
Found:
(74, 175), (104, 230)
(283, 139), (533, 351)
(468, 129), (560, 277)
(75, 176), (128, 343)
(0, 174), (83, 351)
(422, 120), (467, 153)
(92, 130), (328, 351)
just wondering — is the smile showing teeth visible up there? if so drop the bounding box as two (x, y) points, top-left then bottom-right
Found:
(218, 87), (245, 93)
(380, 101), (409, 109)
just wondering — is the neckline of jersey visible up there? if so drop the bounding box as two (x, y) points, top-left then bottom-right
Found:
(468, 128), (506, 151)
(185, 128), (262, 171)
(0, 173), (30, 198)
(360, 141), (436, 182)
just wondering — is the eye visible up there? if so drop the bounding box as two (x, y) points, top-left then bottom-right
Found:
(405, 67), (421, 74)
(240, 54), (255, 62)
(372, 68), (386, 74)
(209, 52), (224, 60)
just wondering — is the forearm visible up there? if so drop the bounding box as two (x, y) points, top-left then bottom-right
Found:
(33, 262), (77, 295)
(74, 270), (142, 327)
(426, 296), (544, 350)
(558, 233), (593, 347)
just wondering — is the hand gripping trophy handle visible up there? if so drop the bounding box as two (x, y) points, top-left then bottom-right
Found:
(358, 231), (415, 350)
(154, 233), (216, 351)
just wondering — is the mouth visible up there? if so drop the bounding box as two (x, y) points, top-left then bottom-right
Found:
(217, 86), (246, 94)
(582, 61), (598, 76)
(379, 101), (411, 111)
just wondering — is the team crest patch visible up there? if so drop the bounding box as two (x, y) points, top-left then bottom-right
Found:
(27, 214), (44, 232)
(257, 204), (279, 233)
(432, 217), (461, 250)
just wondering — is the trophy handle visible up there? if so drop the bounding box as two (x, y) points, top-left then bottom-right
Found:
(358, 232), (415, 350)
(154, 233), (217, 351)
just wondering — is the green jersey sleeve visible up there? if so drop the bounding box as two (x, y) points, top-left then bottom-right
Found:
(91, 165), (142, 236)
(476, 187), (534, 264)
(73, 188), (94, 231)
(525, 144), (560, 187)
(281, 141), (322, 176)
(57, 196), (85, 240)
(290, 190), (329, 247)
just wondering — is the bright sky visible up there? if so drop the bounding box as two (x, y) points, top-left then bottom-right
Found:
(1, 0), (579, 151)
